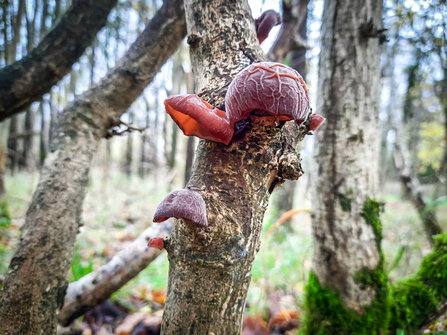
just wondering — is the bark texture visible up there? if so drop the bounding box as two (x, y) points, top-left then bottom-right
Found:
(160, 1), (308, 333)
(0, 0), (118, 121)
(304, 0), (386, 333)
(59, 220), (172, 326)
(0, 1), (186, 333)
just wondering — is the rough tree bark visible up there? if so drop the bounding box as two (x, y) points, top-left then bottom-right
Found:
(0, 0), (186, 333)
(0, 0), (118, 121)
(302, 0), (387, 334)
(160, 0), (308, 333)
(59, 220), (172, 326)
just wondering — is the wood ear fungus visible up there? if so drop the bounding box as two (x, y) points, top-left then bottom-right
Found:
(309, 114), (325, 131)
(153, 189), (208, 227)
(148, 237), (165, 250)
(255, 10), (282, 44)
(164, 62), (313, 145)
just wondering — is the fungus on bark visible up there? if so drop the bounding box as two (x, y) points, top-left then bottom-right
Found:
(153, 189), (208, 227)
(165, 62), (322, 145)
(309, 114), (326, 131)
(255, 10), (282, 44)
(148, 237), (165, 250)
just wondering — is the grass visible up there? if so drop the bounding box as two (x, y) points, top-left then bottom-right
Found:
(3, 168), (447, 318)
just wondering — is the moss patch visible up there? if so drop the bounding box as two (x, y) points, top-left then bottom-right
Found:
(0, 199), (11, 227)
(361, 198), (383, 249)
(389, 233), (447, 334)
(301, 198), (389, 335)
(389, 277), (438, 334)
(337, 192), (352, 212)
(301, 271), (389, 335)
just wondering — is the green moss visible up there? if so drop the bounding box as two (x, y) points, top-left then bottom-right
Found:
(337, 192), (352, 212)
(0, 199), (11, 227)
(301, 270), (389, 335)
(389, 277), (438, 334)
(301, 198), (389, 335)
(418, 233), (447, 300)
(361, 198), (383, 249)
(388, 233), (447, 334)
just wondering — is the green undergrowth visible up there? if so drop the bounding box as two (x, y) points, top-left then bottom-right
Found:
(0, 199), (12, 281)
(389, 233), (447, 334)
(300, 198), (389, 335)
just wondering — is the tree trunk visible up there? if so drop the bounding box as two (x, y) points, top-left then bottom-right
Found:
(302, 0), (387, 334)
(394, 142), (442, 245)
(0, 120), (10, 198)
(184, 136), (195, 185)
(272, 0), (309, 216)
(124, 112), (133, 177)
(0, 0), (118, 121)
(160, 1), (306, 333)
(21, 109), (33, 170)
(39, 101), (47, 165)
(7, 116), (18, 172)
(0, 1), (186, 333)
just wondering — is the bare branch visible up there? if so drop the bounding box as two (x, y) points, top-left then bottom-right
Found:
(0, 0), (118, 121)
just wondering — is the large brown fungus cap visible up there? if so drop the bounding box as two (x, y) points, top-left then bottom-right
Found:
(153, 189), (208, 227)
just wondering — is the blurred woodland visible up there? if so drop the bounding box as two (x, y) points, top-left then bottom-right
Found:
(0, 0), (446, 334)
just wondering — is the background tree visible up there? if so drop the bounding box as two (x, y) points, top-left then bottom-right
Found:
(302, 0), (387, 334)
(0, 0), (186, 332)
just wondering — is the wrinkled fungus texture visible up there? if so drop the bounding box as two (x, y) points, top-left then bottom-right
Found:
(153, 189), (208, 227)
(164, 62), (312, 144)
(225, 62), (311, 123)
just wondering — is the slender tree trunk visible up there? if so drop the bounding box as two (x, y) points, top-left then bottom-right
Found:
(39, 101), (47, 165)
(388, 44), (442, 245)
(183, 71), (195, 184)
(184, 136), (195, 185)
(394, 142), (442, 244)
(7, 116), (18, 172)
(272, 0), (309, 216)
(302, 1), (388, 334)
(139, 100), (150, 178)
(160, 1), (306, 333)
(0, 120), (10, 198)
(0, 1), (186, 332)
(21, 109), (33, 170)
(125, 112), (133, 177)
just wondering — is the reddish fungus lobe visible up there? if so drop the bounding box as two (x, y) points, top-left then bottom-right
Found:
(309, 114), (326, 131)
(255, 10), (282, 44)
(153, 189), (208, 227)
(164, 62), (312, 145)
(148, 237), (164, 250)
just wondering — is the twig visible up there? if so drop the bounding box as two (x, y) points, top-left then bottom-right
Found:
(106, 120), (149, 138)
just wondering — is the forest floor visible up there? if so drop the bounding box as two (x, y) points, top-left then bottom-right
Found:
(2, 168), (447, 335)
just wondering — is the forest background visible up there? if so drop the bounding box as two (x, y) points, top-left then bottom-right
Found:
(0, 0), (446, 334)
